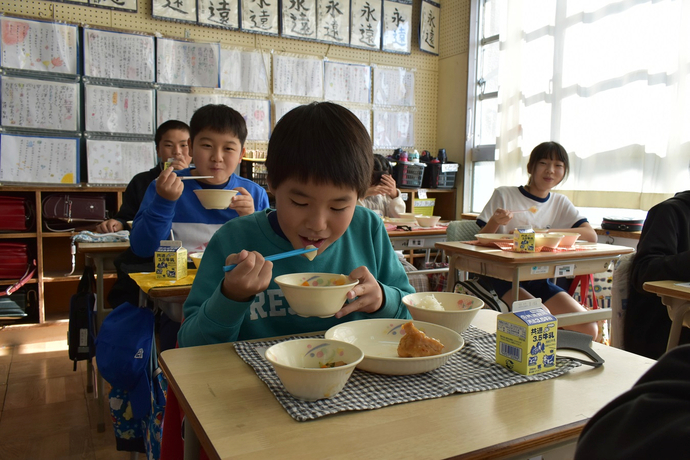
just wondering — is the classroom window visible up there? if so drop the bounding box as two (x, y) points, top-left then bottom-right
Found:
(465, 0), (690, 213)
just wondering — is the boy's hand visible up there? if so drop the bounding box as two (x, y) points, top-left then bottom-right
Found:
(335, 266), (383, 318)
(95, 219), (123, 233)
(156, 166), (184, 202)
(221, 250), (273, 302)
(229, 187), (255, 216)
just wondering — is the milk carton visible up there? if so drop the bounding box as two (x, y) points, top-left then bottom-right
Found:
(513, 226), (535, 253)
(155, 240), (187, 280)
(496, 298), (558, 375)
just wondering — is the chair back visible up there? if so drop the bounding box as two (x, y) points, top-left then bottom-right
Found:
(610, 252), (636, 349)
(446, 220), (481, 242)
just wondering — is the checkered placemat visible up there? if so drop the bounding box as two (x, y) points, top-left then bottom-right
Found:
(465, 240), (595, 252)
(233, 326), (581, 421)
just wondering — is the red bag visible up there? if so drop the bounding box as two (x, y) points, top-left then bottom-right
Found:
(0, 196), (33, 231)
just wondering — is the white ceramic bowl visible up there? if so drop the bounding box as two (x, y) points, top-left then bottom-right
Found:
(189, 252), (203, 269)
(325, 319), (464, 375)
(274, 273), (358, 318)
(193, 189), (239, 210)
(402, 292), (484, 334)
(558, 232), (581, 248)
(399, 212), (418, 220)
(539, 233), (565, 249)
(474, 233), (513, 246)
(264, 338), (364, 401)
(416, 215), (441, 227)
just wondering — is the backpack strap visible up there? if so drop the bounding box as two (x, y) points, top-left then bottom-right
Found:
(1, 259), (37, 297)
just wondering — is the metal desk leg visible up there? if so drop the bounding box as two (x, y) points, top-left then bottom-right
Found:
(184, 416), (201, 460)
(666, 299), (690, 351)
(512, 271), (521, 303)
(446, 254), (459, 292)
(93, 255), (108, 433)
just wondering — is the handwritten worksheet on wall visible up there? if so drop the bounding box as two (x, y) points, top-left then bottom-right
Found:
(157, 38), (220, 88)
(373, 66), (415, 107)
(347, 106), (372, 137)
(84, 84), (154, 135)
(156, 91), (219, 126)
(84, 29), (155, 82)
(0, 133), (78, 184)
(0, 17), (78, 75)
(274, 100), (301, 125)
(273, 54), (324, 98)
(324, 61), (371, 104)
(86, 139), (156, 185)
(220, 48), (269, 94)
(218, 96), (270, 141)
(1, 76), (79, 132)
(373, 109), (414, 149)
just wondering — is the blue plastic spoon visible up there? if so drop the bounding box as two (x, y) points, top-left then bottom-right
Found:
(223, 246), (317, 272)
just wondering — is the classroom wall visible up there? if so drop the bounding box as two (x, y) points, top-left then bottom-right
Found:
(0, 0), (470, 216)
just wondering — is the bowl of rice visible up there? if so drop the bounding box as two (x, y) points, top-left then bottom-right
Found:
(402, 292), (484, 334)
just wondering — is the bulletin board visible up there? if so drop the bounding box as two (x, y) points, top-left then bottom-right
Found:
(0, 0), (444, 182)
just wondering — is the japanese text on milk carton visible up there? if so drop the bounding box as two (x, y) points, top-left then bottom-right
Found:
(155, 240), (188, 280)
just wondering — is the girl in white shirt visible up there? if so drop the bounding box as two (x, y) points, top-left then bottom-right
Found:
(477, 141), (599, 338)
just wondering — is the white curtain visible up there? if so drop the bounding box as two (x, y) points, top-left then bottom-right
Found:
(495, 0), (690, 207)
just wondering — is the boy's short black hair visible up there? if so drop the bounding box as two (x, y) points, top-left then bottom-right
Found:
(155, 120), (190, 148)
(372, 154), (392, 185)
(189, 104), (248, 147)
(527, 141), (570, 184)
(266, 102), (373, 197)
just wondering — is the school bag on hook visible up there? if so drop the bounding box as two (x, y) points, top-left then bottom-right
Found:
(67, 265), (96, 371)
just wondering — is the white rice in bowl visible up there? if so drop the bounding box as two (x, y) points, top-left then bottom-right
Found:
(415, 294), (445, 311)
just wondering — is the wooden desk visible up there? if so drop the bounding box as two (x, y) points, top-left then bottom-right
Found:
(159, 310), (655, 460)
(434, 241), (633, 301)
(643, 280), (690, 351)
(76, 241), (129, 433)
(387, 226), (447, 265)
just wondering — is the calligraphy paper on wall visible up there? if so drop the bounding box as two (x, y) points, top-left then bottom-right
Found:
(85, 0), (137, 11)
(240, 0), (279, 36)
(157, 38), (220, 88)
(220, 48), (269, 94)
(197, 0), (240, 29)
(382, 0), (412, 54)
(1, 76), (79, 132)
(84, 29), (154, 82)
(373, 66), (414, 107)
(373, 109), (414, 149)
(152, 0), (198, 23)
(316, 0), (350, 45)
(324, 61), (371, 104)
(0, 133), (79, 184)
(86, 139), (156, 185)
(282, 0), (317, 40)
(350, 0), (382, 50)
(419, 0), (439, 55)
(0, 17), (78, 75)
(85, 85), (155, 135)
(272, 53), (323, 98)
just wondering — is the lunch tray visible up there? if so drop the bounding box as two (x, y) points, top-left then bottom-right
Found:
(234, 326), (581, 422)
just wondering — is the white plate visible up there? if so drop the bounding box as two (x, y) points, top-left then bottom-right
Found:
(325, 319), (464, 375)
(474, 233), (513, 246)
(575, 240), (597, 246)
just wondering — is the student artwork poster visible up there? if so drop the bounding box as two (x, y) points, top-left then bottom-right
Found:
(220, 48), (269, 94)
(152, 0), (198, 24)
(84, 29), (155, 82)
(0, 133), (78, 184)
(1, 76), (79, 132)
(156, 91), (219, 128)
(86, 139), (156, 185)
(157, 38), (220, 88)
(272, 54), (324, 98)
(198, 0), (240, 29)
(0, 17), (78, 75)
(324, 61), (371, 104)
(373, 110), (414, 149)
(373, 66), (415, 107)
(382, 0), (413, 54)
(219, 97), (270, 141)
(316, 0), (350, 45)
(350, 0), (382, 50)
(85, 85), (154, 135)
(240, 0), (279, 35)
(282, 0), (317, 40)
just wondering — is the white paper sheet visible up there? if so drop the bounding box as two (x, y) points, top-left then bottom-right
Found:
(1, 76), (79, 132)
(0, 134), (78, 184)
(157, 38), (220, 88)
(152, 0), (198, 23)
(324, 61), (371, 104)
(373, 109), (414, 149)
(316, 0), (350, 45)
(240, 0), (280, 35)
(85, 84), (155, 135)
(420, 0), (440, 55)
(218, 96), (270, 141)
(282, 0), (317, 40)
(0, 17), (78, 74)
(220, 48), (269, 93)
(382, 0), (412, 54)
(84, 29), (155, 82)
(156, 91), (219, 127)
(273, 54), (323, 98)
(373, 66), (415, 107)
(350, 0), (382, 50)
(87, 139), (156, 185)
(197, 0), (240, 28)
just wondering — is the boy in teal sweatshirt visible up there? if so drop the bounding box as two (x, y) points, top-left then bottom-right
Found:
(178, 102), (413, 346)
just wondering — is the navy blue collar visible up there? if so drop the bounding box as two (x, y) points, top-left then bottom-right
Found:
(267, 210), (289, 241)
(519, 185), (549, 203)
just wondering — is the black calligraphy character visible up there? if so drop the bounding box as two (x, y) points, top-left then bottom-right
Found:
(391, 8), (404, 27)
(162, 0), (188, 15)
(326, 0), (342, 17)
(392, 8), (407, 46)
(289, 12), (313, 36)
(255, 0), (271, 6)
(360, 1), (377, 22)
(323, 18), (343, 41)
(424, 10), (436, 48)
(288, 0), (309, 12)
(208, 0), (232, 24)
(359, 23), (376, 46)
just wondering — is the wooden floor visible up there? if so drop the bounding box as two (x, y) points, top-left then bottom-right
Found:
(0, 340), (134, 460)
